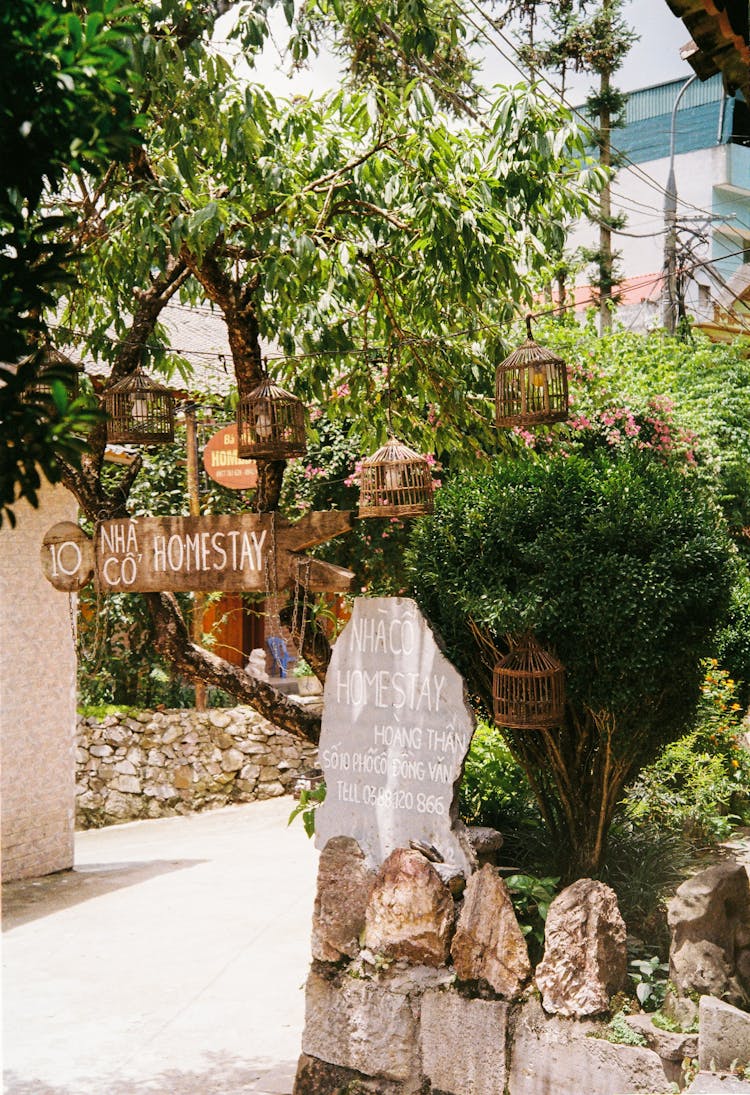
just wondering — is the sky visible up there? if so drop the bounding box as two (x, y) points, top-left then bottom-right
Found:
(217, 0), (697, 102)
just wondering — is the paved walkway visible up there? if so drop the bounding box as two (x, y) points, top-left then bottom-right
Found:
(2, 797), (319, 1095)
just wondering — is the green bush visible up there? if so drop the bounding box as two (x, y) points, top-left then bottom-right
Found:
(622, 661), (750, 844)
(409, 446), (736, 879)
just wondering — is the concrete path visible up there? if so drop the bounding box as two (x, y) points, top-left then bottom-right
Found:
(2, 797), (319, 1095)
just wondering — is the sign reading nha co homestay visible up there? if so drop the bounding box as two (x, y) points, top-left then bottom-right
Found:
(41, 512), (355, 594)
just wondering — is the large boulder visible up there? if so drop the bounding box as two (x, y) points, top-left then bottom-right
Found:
(363, 847), (455, 967)
(667, 861), (750, 1016)
(311, 836), (376, 962)
(450, 863), (531, 998)
(300, 967), (420, 1087)
(698, 995), (750, 1073)
(535, 879), (627, 1018)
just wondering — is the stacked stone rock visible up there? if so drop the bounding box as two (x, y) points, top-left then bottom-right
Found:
(295, 838), (683, 1095)
(76, 707), (317, 827)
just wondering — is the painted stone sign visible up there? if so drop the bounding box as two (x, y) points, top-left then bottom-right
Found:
(202, 425), (258, 490)
(41, 512), (355, 594)
(315, 597), (476, 873)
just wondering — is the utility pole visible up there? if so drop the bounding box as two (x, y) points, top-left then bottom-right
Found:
(663, 73), (698, 335)
(185, 404), (208, 711)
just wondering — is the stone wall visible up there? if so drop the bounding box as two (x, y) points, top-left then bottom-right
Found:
(1, 485), (78, 882)
(76, 706), (318, 827)
(294, 842), (750, 1095)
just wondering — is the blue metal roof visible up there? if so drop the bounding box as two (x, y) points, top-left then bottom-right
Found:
(579, 73), (733, 164)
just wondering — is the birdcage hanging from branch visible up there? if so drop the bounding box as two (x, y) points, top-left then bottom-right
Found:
(492, 632), (565, 730)
(21, 345), (82, 404)
(105, 365), (175, 444)
(236, 376), (307, 460)
(495, 315), (568, 429)
(358, 437), (435, 519)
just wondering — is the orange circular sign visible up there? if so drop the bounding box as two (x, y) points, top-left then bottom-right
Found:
(203, 425), (258, 490)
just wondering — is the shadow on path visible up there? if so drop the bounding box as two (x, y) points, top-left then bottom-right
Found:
(2, 858), (205, 930)
(3, 1051), (298, 1095)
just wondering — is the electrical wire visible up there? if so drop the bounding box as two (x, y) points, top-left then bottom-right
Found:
(50, 244), (750, 375)
(457, 0), (728, 224)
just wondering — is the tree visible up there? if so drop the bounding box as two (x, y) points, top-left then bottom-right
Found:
(408, 446), (735, 880)
(0, 0), (140, 525)
(506, 0), (636, 331)
(44, 0), (600, 742)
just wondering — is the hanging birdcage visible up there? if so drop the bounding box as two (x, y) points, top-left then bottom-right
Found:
(492, 633), (565, 730)
(105, 365), (175, 444)
(21, 346), (82, 404)
(236, 377), (307, 460)
(358, 437), (435, 519)
(495, 317), (568, 429)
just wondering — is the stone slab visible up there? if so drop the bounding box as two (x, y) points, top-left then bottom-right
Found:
(686, 1073), (750, 1093)
(315, 597), (475, 872)
(421, 989), (509, 1095)
(293, 1052), (406, 1094)
(508, 997), (671, 1095)
(301, 967), (420, 1084)
(699, 996), (750, 1072)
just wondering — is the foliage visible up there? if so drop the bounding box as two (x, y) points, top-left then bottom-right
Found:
(622, 661), (750, 844)
(603, 1011), (647, 1046)
(599, 821), (694, 947)
(628, 955), (669, 1012)
(0, 0), (140, 523)
(0, 362), (102, 526)
(459, 721), (540, 831)
(408, 444), (735, 878)
(504, 872), (559, 965)
(20, 0), (605, 730)
(288, 781), (327, 838)
(77, 586), (197, 708)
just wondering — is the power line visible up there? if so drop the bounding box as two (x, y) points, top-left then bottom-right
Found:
(457, 0), (724, 225)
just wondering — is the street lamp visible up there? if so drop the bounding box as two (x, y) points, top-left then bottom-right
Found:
(663, 73), (698, 334)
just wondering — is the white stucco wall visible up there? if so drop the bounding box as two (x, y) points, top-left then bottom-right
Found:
(1, 484), (78, 881)
(567, 145), (749, 325)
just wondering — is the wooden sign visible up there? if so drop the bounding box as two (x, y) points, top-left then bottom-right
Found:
(202, 425), (258, 490)
(41, 512), (355, 594)
(41, 522), (95, 592)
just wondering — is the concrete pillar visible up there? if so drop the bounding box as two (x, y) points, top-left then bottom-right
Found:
(1, 485), (78, 880)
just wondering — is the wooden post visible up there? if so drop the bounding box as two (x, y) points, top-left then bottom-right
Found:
(185, 405), (208, 711)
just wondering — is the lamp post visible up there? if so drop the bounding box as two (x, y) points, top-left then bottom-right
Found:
(663, 73), (698, 334)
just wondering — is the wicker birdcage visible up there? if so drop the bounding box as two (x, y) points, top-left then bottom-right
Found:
(236, 377), (307, 460)
(358, 437), (435, 519)
(492, 633), (565, 730)
(495, 318), (568, 429)
(105, 365), (175, 444)
(21, 346), (82, 404)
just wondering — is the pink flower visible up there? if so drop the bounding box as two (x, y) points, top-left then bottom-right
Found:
(332, 382), (350, 398)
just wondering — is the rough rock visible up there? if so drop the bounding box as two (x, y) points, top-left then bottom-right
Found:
(668, 861), (750, 1010)
(623, 1012), (698, 1062)
(466, 826), (504, 866)
(292, 1053), (405, 1095)
(699, 995), (750, 1072)
(686, 1074), (750, 1093)
(535, 878), (627, 1018)
(421, 989), (508, 1095)
(315, 597), (476, 874)
(221, 748), (244, 772)
(364, 848), (454, 967)
(507, 996), (671, 1095)
(450, 863), (531, 998)
(312, 836), (377, 962)
(300, 967), (420, 1084)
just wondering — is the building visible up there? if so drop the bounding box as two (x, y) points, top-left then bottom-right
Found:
(567, 72), (750, 332)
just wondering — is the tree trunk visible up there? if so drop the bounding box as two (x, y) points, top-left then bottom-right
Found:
(598, 67), (613, 335)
